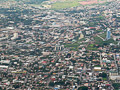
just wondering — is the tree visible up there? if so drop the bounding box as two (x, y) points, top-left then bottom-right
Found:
(99, 72), (107, 78)
(78, 86), (88, 90)
(112, 83), (120, 89)
(49, 82), (55, 87)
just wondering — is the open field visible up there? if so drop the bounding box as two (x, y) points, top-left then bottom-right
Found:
(0, 0), (114, 10)
(51, 0), (113, 10)
(51, 0), (85, 10)
(79, 0), (108, 5)
(51, 1), (80, 10)
(64, 38), (86, 51)
(93, 35), (117, 46)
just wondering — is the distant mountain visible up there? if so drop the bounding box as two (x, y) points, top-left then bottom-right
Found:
(0, 0), (48, 4)
(0, 0), (114, 10)
(24, 0), (48, 4)
(49, 0), (112, 10)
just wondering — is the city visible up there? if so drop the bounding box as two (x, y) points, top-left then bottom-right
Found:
(0, 0), (120, 90)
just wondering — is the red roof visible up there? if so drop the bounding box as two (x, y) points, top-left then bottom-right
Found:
(89, 27), (96, 29)
(51, 60), (55, 63)
(42, 61), (47, 64)
(106, 84), (111, 86)
(51, 78), (56, 81)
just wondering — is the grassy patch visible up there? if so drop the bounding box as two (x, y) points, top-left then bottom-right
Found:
(94, 65), (101, 67)
(94, 36), (103, 45)
(99, 32), (106, 39)
(87, 44), (98, 51)
(93, 35), (117, 46)
(51, 1), (79, 10)
(51, 0), (87, 10)
(103, 78), (107, 81)
(64, 38), (86, 51)
(26, 42), (32, 44)
(97, 30), (103, 33)
(65, 42), (80, 51)
(78, 38), (86, 43)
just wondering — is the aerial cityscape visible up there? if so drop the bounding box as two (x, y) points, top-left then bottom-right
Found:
(0, 0), (120, 90)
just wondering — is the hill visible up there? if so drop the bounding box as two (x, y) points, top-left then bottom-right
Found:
(46, 0), (113, 10)
(0, 0), (114, 10)
(51, 0), (84, 10)
(0, 0), (48, 4)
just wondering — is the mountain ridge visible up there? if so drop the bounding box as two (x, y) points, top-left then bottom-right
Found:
(0, 0), (48, 4)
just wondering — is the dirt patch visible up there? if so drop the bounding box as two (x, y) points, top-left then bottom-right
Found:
(79, 0), (106, 5)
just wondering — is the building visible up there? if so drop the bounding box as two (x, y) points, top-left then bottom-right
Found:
(94, 67), (101, 71)
(55, 44), (64, 51)
(106, 28), (111, 40)
(11, 33), (18, 40)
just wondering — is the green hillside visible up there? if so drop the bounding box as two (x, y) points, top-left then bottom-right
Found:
(51, 1), (79, 10)
(0, 0), (114, 10)
(51, 0), (86, 10)
(0, 0), (48, 4)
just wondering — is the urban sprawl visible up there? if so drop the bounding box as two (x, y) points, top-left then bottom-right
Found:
(0, 0), (120, 90)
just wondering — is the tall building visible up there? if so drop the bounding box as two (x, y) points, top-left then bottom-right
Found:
(106, 28), (111, 40)
(11, 32), (18, 40)
(55, 44), (64, 51)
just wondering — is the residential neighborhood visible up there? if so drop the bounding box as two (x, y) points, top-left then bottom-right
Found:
(0, 0), (120, 90)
